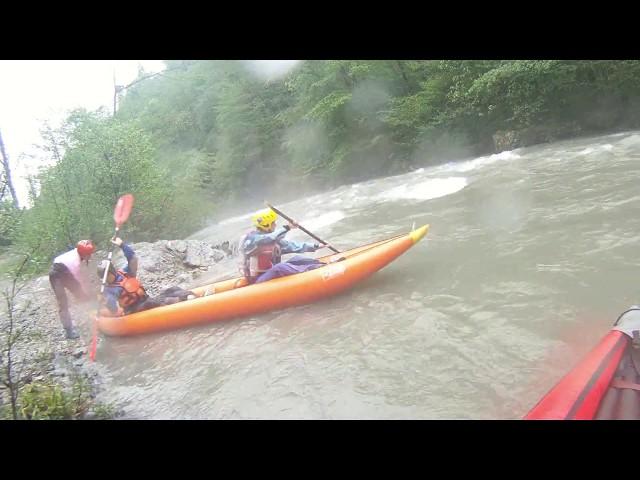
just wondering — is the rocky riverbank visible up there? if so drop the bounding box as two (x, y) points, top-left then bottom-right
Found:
(0, 238), (232, 419)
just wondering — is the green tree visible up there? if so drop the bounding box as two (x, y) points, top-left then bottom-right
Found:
(14, 109), (201, 268)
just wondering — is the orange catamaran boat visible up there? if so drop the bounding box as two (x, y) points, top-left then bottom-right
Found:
(97, 224), (429, 337)
(524, 308), (640, 420)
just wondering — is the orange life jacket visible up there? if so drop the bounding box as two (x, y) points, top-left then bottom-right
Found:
(115, 270), (147, 308)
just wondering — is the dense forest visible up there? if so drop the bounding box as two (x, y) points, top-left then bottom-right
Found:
(3, 60), (640, 269)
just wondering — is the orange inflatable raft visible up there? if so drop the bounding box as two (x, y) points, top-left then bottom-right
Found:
(97, 224), (429, 337)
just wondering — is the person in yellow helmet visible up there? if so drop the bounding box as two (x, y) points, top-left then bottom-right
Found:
(238, 208), (324, 284)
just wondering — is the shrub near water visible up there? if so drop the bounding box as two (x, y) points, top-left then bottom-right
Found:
(18, 375), (113, 420)
(19, 381), (84, 420)
(12, 109), (207, 272)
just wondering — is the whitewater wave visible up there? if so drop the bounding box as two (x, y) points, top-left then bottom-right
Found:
(433, 151), (521, 175)
(578, 144), (614, 155)
(378, 177), (468, 202)
(300, 210), (346, 230)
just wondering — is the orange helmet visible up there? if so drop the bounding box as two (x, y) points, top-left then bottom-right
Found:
(76, 240), (95, 259)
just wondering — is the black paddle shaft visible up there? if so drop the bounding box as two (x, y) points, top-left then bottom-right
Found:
(267, 203), (341, 254)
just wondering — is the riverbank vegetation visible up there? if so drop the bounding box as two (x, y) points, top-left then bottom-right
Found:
(3, 60), (640, 267)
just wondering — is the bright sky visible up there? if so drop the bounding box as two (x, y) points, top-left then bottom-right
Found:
(0, 60), (301, 208)
(0, 60), (166, 207)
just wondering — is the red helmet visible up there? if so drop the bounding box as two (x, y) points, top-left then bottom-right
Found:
(76, 240), (95, 258)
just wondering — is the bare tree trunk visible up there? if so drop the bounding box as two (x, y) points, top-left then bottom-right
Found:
(339, 64), (355, 89)
(0, 130), (20, 209)
(394, 61), (413, 93)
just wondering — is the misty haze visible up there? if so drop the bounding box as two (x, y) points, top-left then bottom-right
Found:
(2, 60), (640, 420)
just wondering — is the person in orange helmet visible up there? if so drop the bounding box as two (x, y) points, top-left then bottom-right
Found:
(48, 240), (96, 339)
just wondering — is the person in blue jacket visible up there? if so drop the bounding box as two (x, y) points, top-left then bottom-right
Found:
(238, 208), (325, 284)
(97, 237), (195, 316)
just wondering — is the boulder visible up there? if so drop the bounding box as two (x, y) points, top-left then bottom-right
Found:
(492, 130), (521, 153)
(165, 240), (187, 254)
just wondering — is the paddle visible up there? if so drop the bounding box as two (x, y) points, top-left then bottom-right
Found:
(266, 202), (340, 254)
(89, 194), (135, 361)
(100, 194), (135, 293)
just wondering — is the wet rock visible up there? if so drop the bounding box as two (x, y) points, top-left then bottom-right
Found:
(176, 273), (191, 283)
(28, 276), (51, 294)
(139, 259), (161, 273)
(183, 243), (224, 268)
(493, 130), (521, 153)
(493, 123), (584, 153)
(51, 368), (69, 378)
(213, 240), (236, 258)
(175, 273), (191, 289)
(166, 240), (187, 254)
(210, 248), (226, 263)
(72, 347), (87, 359)
(184, 250), (205, 268)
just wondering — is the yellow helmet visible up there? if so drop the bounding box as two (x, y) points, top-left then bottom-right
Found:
(252, 208), (278, 231)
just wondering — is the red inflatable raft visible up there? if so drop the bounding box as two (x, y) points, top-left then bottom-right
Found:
(524, 308), (640, 420)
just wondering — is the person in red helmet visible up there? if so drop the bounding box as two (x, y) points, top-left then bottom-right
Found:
(48, 240), (96, 339)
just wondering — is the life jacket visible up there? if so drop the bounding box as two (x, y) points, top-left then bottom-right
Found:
(241, 232), (282, 280)
(114, 270), (148, 308)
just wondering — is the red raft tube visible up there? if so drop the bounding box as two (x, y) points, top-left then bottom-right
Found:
(524, 308), (640, 420)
